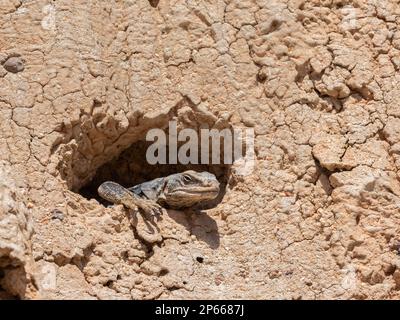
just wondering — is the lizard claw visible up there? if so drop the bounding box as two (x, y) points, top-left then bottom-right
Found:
(136, 199), (163, 219)
(98, 181), (163, 220)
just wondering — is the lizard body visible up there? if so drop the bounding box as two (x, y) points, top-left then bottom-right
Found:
(98, 170), (220, 216)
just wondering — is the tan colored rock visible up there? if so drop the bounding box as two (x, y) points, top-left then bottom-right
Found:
(311, 134), (350, 171)
(0, 162), (36, 298)
(1, 0), (400, 300)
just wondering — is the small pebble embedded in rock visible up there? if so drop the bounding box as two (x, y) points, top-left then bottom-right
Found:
(51, 209), (64, 221)
(3, 56), (24, 73)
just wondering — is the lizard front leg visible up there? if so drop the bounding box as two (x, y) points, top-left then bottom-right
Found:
(98, 181), (162, 218)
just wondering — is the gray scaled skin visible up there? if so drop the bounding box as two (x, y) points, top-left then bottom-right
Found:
(98, 170), (220, 217)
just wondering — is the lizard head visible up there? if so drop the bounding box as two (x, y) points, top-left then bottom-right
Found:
(160, 170), (220, 208)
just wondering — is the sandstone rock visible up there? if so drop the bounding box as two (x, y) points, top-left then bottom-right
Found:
(0, 162), (35, 298)
(0, 0), (400, 300)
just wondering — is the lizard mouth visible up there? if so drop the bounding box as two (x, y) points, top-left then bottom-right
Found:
(171, 187), (220, 196)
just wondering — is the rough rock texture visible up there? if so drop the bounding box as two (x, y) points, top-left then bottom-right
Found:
(1, 0), (400, 299)
(0, 162), (36, 299)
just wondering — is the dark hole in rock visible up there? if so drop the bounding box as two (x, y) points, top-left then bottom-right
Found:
(122, 251), (129, 261)
(105, 280), (114, 288)
(148, 0), (160, 7)
(159, 269), (169, 276)
(196, 257), (204, 263)
(0, 268), (21, 300)
(79, 139), (231, 210)
(0, 287), (18, 300)
(355, 214), (361, 225)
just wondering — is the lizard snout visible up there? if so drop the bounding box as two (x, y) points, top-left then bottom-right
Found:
(205, 179), (220, 191)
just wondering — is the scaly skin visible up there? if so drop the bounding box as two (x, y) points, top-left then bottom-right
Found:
(98, 170), (220, 217)
(97, 181), (163, 216)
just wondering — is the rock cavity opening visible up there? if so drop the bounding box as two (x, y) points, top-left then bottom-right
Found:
(79, 139), (231, 210)
(57, 101), (240, 210)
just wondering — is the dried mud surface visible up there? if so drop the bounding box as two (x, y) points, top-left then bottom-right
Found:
(1, 0), (400, 299)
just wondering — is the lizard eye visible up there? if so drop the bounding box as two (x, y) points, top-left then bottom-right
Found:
(183, 175), (192, 182)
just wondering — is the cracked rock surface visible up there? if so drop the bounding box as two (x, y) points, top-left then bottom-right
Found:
(1, 0), (400, 299)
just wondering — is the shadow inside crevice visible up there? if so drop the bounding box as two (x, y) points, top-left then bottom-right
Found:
(148, 0), (160, 8)
(0, 266), (26, 300)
